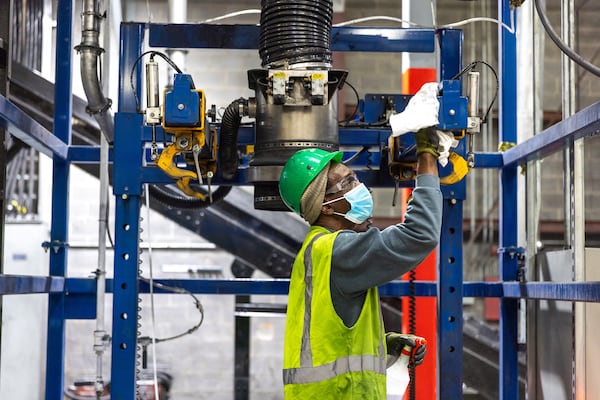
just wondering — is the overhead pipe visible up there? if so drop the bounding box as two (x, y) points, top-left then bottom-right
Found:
(167, 0), (188, 86)
(76, 0), (114, 143)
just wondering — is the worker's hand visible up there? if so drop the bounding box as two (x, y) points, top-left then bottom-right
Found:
(385, 332), (427, 368)
(415, 126), (440, 158)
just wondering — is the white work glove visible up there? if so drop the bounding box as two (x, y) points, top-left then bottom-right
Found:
(389, 82), (440, 137)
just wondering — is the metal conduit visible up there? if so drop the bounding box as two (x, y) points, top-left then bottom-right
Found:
(76, 0), (114, 143)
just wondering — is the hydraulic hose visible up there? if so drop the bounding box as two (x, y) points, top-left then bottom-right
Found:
(219, 98), (247, 180)
(534, 0), (600, 78)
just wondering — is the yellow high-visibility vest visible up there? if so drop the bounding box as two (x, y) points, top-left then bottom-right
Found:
(283, 226), (387, 399)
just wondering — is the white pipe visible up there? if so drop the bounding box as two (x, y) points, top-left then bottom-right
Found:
(103, 0), (122, 106)
(169, 0), (188, 23)
(167, 0), (188, 83)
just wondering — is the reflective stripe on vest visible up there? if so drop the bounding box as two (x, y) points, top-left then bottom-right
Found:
(300, 233), (322, 367)
(284, 233), (386, 385)
(283, 353), (385, 384)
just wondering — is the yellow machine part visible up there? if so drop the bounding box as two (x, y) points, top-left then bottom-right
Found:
(388, 133), (471, 185)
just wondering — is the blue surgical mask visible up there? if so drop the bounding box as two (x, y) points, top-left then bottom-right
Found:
(322, 183), (373, 224)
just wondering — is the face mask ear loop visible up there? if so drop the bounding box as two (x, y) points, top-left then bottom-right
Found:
(322, 196), (343, 207)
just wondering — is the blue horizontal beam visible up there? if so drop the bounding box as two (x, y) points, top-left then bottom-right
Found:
(0, 275), (64, 294)
(68, 145), (114, 163)
(503, 100), (600, 166)
(69, 278), (600, 302)
(473, 152), (503, 169)
(500, 281), (600, 302)
(4, 277), (596, 303)
(331, 27), (435, 52)
(0, 95), (69, 160)
(148, 23), (435, 53)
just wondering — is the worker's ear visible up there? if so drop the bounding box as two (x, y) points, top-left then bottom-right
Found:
(321, 203), (335, 215)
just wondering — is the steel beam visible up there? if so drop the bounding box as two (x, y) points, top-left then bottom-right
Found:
(45, 1), (74, 399)
(498, 2), (520, 399)
(0, 95), (68, 160)
(148, 24), (436, 53)
(0, 275), (64, 294)
(3, 277), (597, 304)
(503, 100), (600, 166)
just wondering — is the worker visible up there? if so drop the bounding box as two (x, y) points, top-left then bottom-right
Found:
(278, 127), (442, 399)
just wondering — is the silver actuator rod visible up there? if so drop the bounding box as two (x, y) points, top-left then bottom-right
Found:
(146, 57), (161, 125)
(146, 58), (159, 108)
(466, 71), (481, 168)
(467, 71), (480, 133)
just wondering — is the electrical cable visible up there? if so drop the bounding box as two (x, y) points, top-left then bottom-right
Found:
(533, 0), (600, 78)
(408, 269), (417, 400)
(138, 276), (205, 343)
(338, 80), (360, 124)
(334, 16), (422, 27)
(103, 191), (205, 340)
(342, 146), (369, 166)
(450, 60), (499, 124)
(201, 9), (261, 23)
(442, 16), (515, 33)
(143, 183), (161, 400)
(129, 50), (183, 113)
(137, 185), (205, 399)
(333, 4), (515, 34)
(140, 186), (205, 343)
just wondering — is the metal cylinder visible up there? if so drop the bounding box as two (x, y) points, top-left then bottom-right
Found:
(146, 59), (160, 109)
(247, 68), (345, 210)
(467, 71), (480, 118)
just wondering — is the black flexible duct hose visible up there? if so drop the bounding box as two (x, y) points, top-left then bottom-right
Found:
(259, 0), (333, 68)
(148, 184), (232, 209)
(219, 98), (247, 180)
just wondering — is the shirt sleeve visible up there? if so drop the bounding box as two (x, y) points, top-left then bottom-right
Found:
(331, 174), (443, 295)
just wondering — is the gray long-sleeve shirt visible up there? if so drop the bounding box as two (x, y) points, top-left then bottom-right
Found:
(330, 174), (443, 327)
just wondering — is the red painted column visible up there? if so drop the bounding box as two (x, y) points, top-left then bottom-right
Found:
(400, 2), (437, 400)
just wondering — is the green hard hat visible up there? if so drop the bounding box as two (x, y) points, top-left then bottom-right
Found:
(279, 148), (344, 215)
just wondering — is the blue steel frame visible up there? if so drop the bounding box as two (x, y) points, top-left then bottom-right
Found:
(45, 1), (73, 399)
(497, 3), (520, 399)
(0, 1), (599, 399)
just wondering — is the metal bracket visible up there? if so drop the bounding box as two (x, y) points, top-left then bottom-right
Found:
(497, 246), (525, 259)
(42, 240), (70, 254)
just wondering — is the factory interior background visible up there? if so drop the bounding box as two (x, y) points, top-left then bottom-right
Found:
(1, 0), (600, 399)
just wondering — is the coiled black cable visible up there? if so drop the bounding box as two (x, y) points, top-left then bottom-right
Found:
(408, 269), (417, 400)
(259, 0), (333, 68)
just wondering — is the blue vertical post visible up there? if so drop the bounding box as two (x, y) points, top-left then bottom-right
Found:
(436, 29), (465, 400)
(498, 1), (520, 399)
(45, 1), (73, 399)
(110, 22), (145, 399)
